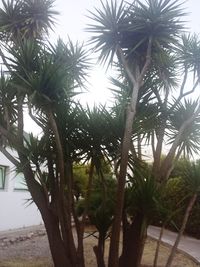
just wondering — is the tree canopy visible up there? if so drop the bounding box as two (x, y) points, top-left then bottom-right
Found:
(0, 1), (200, 267)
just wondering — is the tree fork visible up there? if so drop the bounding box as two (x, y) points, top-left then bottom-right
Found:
(108, 38), (152, 267)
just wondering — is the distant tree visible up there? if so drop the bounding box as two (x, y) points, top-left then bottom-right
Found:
(73, 164), (89, 201)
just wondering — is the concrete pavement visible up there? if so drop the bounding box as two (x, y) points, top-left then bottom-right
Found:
(148, 226), (200, 264)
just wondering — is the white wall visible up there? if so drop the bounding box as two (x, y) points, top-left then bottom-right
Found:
(0, 148), (43, 231)
(0, 191), (42, 230)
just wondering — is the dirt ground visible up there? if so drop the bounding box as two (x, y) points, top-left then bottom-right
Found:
(0, 225), (198, 267)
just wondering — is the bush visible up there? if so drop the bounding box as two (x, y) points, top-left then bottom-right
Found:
(154, 176), (200, 238)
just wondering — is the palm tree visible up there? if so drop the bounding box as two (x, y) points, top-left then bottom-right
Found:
(156, 33), (200, 182)
(87, 1), (185, 265)
(0, 24), (89, 266)
(0, 0), (58, 42)
(73, 104), (121, 267)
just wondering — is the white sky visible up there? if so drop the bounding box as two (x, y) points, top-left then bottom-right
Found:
(24, 0), (200, 133)
(54, 0), (200, 40)
(51, 0), (200, 105)
(51, 0), (114, 106)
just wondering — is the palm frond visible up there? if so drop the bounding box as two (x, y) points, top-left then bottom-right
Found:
(4, 38), (89, 105)
(167, 99), (200, 156)
(181, 160), (200, 194)
(87, 0), (186, 66)
(177, 34), (200, 80)
(0, 0), (58, 41)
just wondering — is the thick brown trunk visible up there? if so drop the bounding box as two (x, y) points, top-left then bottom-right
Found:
(15, 98), (77, 267)
(93, 232), (106, 267)
(165, 193), (197, 267)
(48, 110), (77, 265)
(20, 159), (73, 267)
(119, 213), (146, 267)
(43, 210), (73, 267)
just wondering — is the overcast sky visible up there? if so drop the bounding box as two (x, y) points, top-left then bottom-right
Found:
(53, 0), (200, 41)
(52, 0), (113, 106)
(25, 0), (200, 133)
(50, 0), (200, 105)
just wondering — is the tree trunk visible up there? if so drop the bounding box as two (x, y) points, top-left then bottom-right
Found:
(48, 110), (78, 266)
(43, 209), (73, 267)
(119, 213), (146, 267)
(108, 40), (152, 267)
(152, 127), (165, 180)
(76, 161), (95, 267)
(165, 193), (197, 267)
(108, 105), (138, 267)
(93, 232), (106, 267)
(20, 158), (73, 267)
(137, 134), (142, 160)
(153, 224), (165, 267)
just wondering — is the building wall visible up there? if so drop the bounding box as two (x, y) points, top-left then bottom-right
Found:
(0, 148), (43, 231)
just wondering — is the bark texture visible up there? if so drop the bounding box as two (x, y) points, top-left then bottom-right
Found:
(119, 213), (146, 267)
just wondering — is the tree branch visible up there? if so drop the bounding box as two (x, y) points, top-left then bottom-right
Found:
(0, 125), (17, 145)
(138, 36), (153, 84)
(0, 145), (20, 166)
(160, 105), (200, 181)
(28, 103), (45, 130)
(179, 69), (188, 97)
(116, 45), (137, 87)
(0, 48), (12, 73)
(151, 132), (156, 159)
(171, 76), (199, 111)
(181, 79), (199, 98)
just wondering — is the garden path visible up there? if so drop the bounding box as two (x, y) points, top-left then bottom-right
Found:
(148, 226), (200, 264)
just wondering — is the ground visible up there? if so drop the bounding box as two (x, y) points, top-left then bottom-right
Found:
(0, 225), (198, 267)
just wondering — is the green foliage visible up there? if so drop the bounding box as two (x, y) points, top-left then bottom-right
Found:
(170, 157), (190, 178)
(73, 164), (89, 200)
(87, 176), (116, 236)
(74, 105), (121, 164)
(0, 0), (58, 41)
(126, 175), (162, 225)
(1, 1), (200, 267)
(177, 34), (200, 78)
(182, 160), (200, 194)
(5, 39), (89, 105)
(158, 173), (200, 238)
(0, 70), (17, 128)
(87, 0), (185, 65)
(168, 99), (200, 156)
(76, 161), (116, 236)
(76, 176), (116, 235)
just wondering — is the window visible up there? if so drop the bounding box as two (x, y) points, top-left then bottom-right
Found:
(0, 166), (6, 189)
(14, 173), (27, 190)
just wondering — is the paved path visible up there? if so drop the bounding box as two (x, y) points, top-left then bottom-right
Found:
(148, 226), (200, 264)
